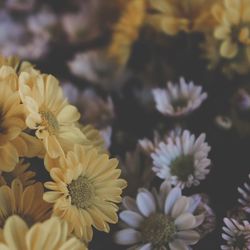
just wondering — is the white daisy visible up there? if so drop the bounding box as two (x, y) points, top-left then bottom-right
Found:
(152, 77), (207, 117)
(114, 181), (204, 250)
(238, 174), (250, 214)
(151, 130), (211, 188)
(221, 218), (250, 250)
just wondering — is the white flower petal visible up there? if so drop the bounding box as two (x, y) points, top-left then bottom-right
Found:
(119, 211), (144, 229)
(136, 191), (156, 217)
(164, 187), (182, 214)
(174, 213), (196, 230)
(114, 229), (141, 245)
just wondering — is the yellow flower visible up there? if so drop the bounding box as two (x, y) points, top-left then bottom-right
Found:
(19, 72), (86, 159)
(213, 0), (250, 59)
(145, 0), (216, 35)
(0, 215), (87, 250)
(107, 0), (146, 66)
(0, 179), (52, 227)
(0, 159), (35, 187)
(43, 144), (127, 242)
(0, 70), (42, 172)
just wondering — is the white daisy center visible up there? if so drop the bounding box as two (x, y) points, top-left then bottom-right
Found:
(172, 98), (188, 111)
(40, 110), (59, 135)
(170, 155), (194, 182)
(68, 176), (95, 209)
(141, 213), (176, 247)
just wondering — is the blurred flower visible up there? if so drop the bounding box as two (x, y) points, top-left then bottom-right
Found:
(27, 8), (58, 40)
(78, 89), (114, 128)
(221, 218), (250, 250)
(68, 50), (128, 90)
(114, 181), (204, 249)
(151, 130), (211, 188)
(0, 179), (51, 227)
(203, 0), (250, 76)
(99, 126), (112, 149)
(19, 73), (86, 159)
(139, 131), (163, 155)
(43, 145), (127, 242)
(145, 0), (216, 35)
(213, 0), (250, 59)
(152, 77), (207, 117)
(61, 82), (79, 104)
(5, 0), (35, 11)
(107, 0), (145, 66)
(61, 0), (101, 43)
(238, 174), (250, 214)
(119, 146), (154, 196)
(0, 215), (86, 250)
(0, 12), (49, 60)
(0, 159), (35, 187)
(79, 124), (107, 153)
(215, 115), (233, 130)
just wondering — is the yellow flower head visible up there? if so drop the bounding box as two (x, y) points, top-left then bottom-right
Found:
(19, 72), (86, 159)
(0, 215), (87, 250)
(146, 0), (217, 35)
(0, 159), (35, 187)
(107, 0), (146, 66)
(43, 145), (127, 242)
(0, 179), (52, 228)
(213, 0), (250, 58)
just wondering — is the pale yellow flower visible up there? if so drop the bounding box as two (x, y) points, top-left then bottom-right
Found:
(0, 68), (42, 172)
(0, 215), (87, 250)
(43, 144), (127, 242)
(146, 0), (217, 35)
(0, 179), (52, 227)
(0, 159), (35, 187)
(213, 0), (250, 59)
(19, 72), (86, 159)
(107, 0), (146, 65)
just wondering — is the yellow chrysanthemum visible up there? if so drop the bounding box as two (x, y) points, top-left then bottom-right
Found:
(0, 159), (35, 187)
(19, 72), (86, 159)
(0, 179), (51, 227)
(0, 69), (42, 172)
(213, 0), (250, 58)
(0, 215), (87, 250)
(107, 0), (146, 66)
(146, 0), (217, 35)
(43, 144), (127, 242)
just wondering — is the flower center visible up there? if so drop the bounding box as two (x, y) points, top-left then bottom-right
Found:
(40, 110), (59, 135)
(141, 213), (176, 248)
(68, 176), (95, 209)
(170, 155), (194, 181)
(172, 98), (188, 111)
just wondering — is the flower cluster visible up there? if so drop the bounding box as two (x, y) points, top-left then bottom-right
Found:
(0, 0), (250, 249)
(0, 54), (127, 249)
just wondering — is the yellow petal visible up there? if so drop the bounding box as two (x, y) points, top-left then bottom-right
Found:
(220, 39), (238, 58)
(214, 26), (230, 40)
(3, 216), (28, 250)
